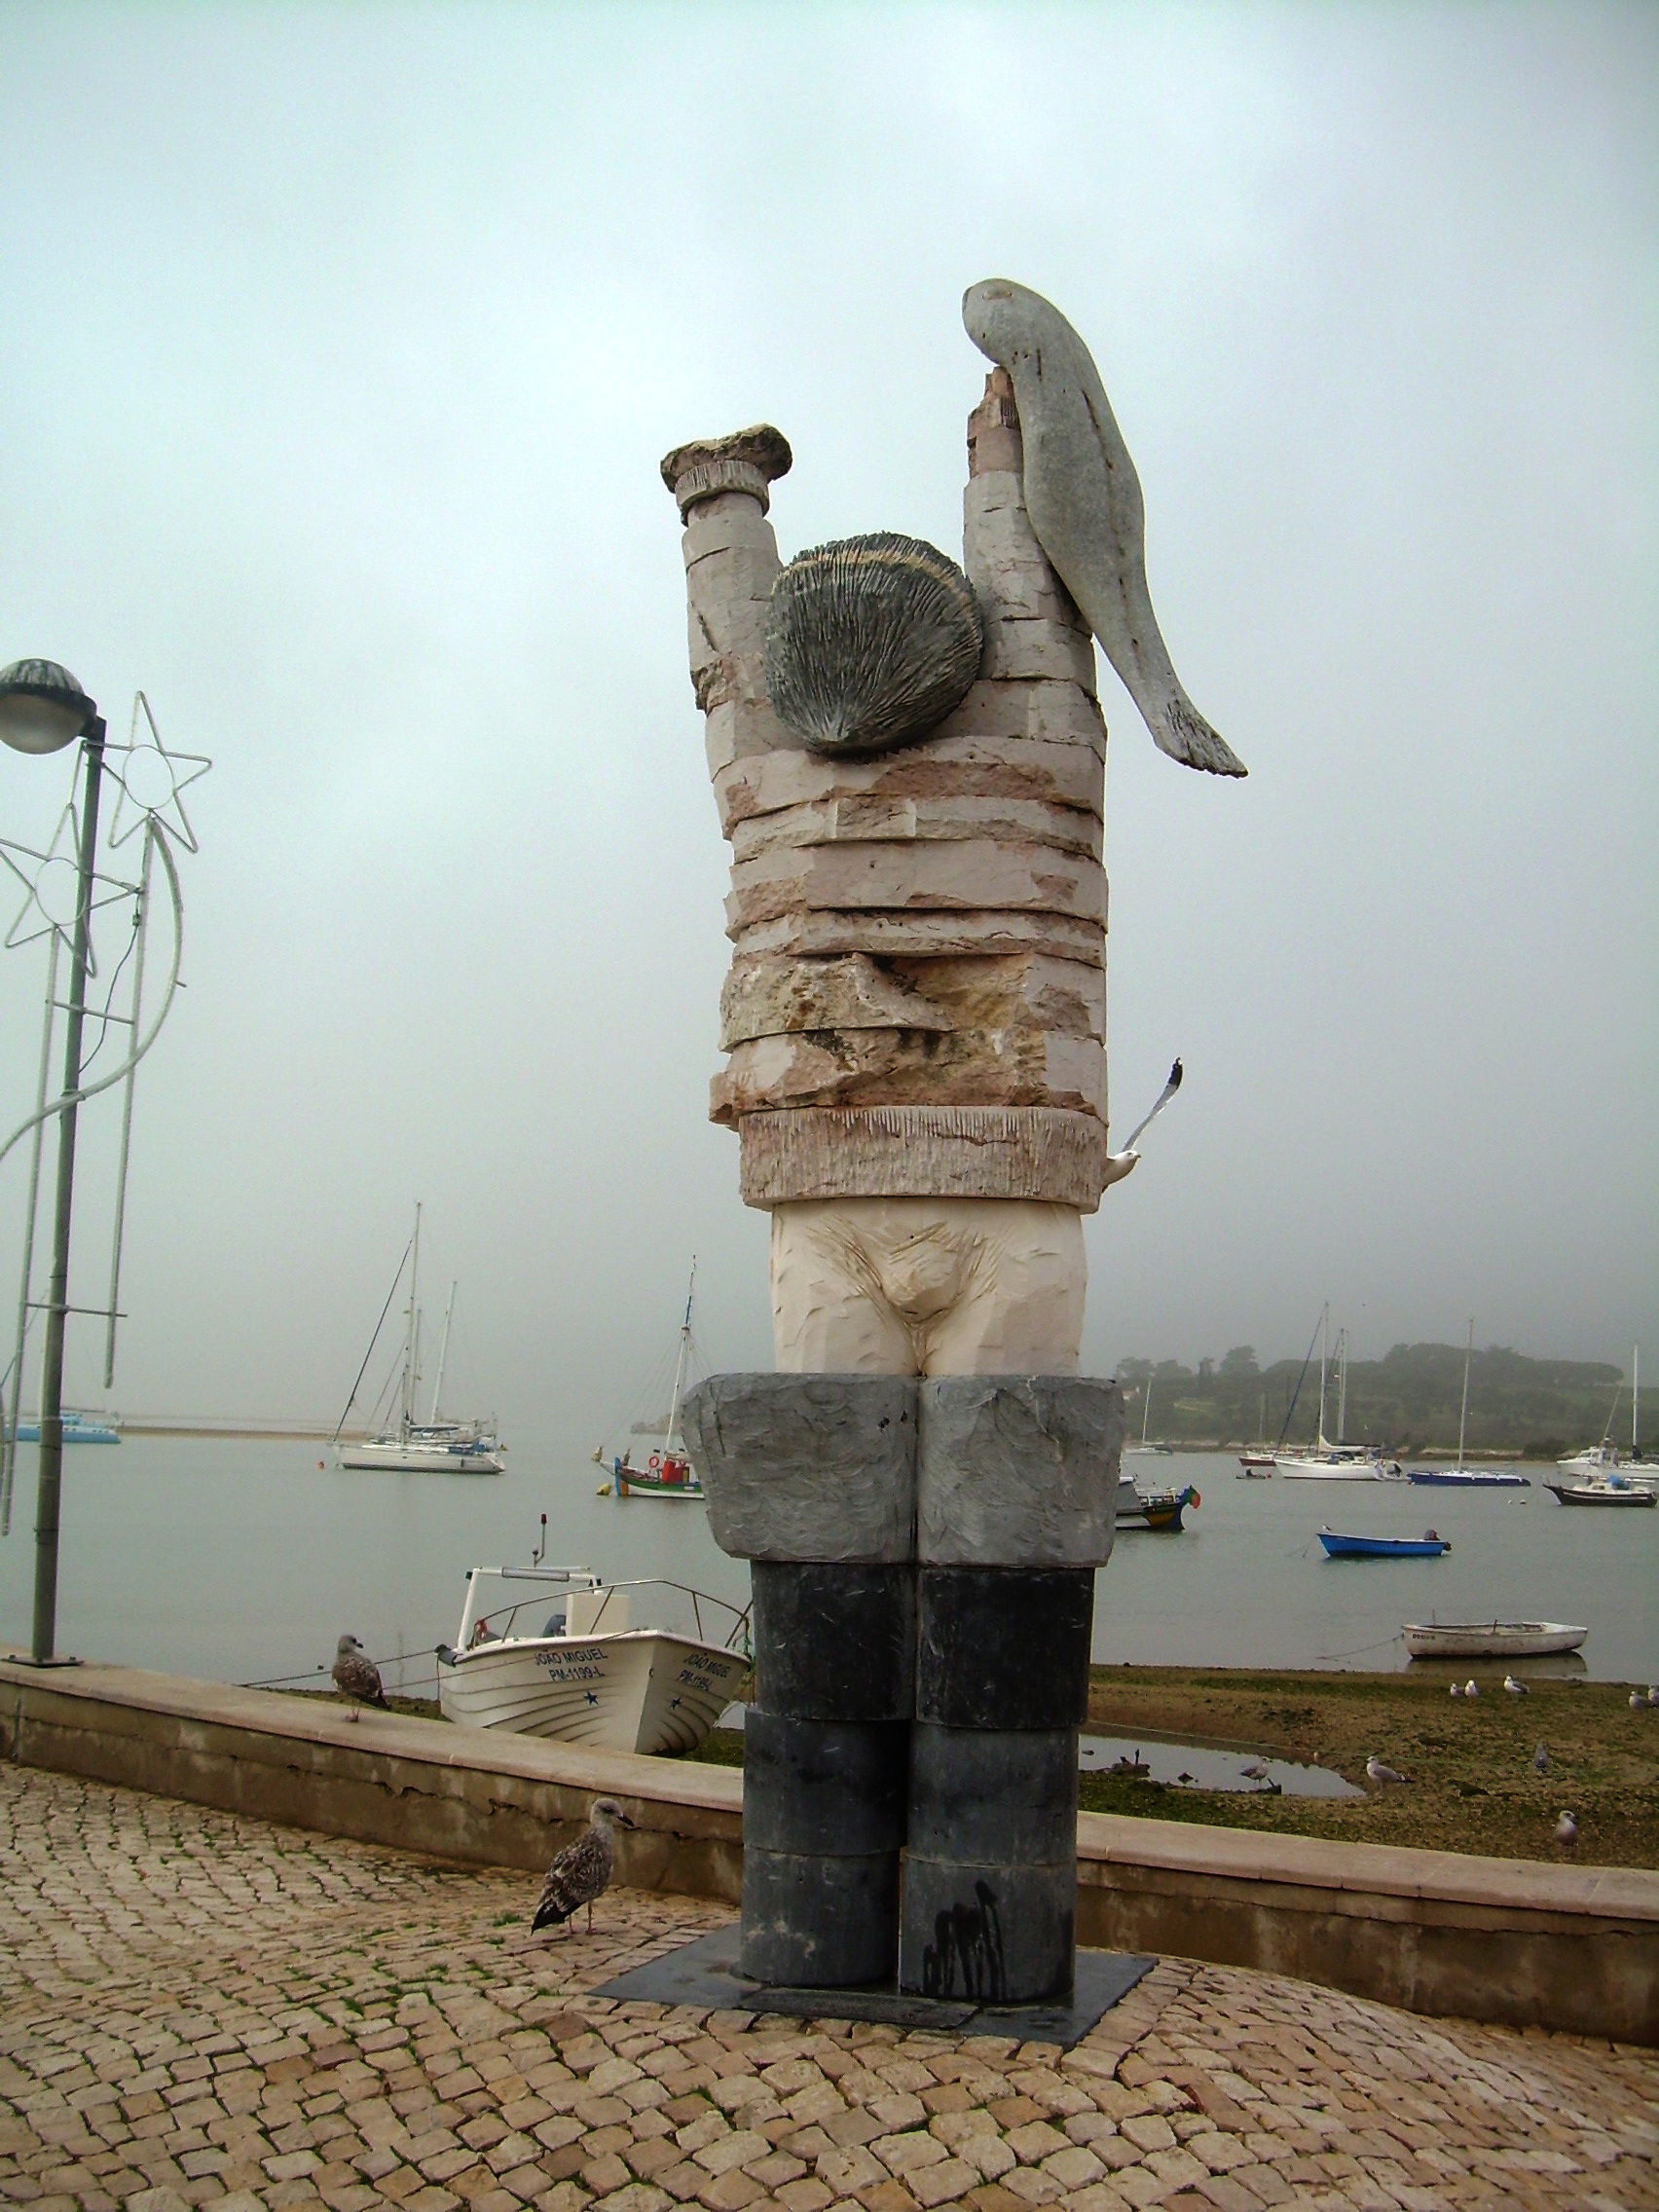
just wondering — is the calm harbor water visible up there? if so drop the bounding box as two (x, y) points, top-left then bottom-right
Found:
(0, 1438), (1653, 1695)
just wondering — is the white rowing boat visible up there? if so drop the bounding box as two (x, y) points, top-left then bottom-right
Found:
(1402, 1620), (1588, 1660)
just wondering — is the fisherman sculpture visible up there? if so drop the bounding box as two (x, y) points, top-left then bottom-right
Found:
(660, 282), (1241, 2010)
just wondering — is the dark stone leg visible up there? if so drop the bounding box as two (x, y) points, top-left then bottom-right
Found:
(903, 1567), (1095, 2003)
(741, 1561), (914, 1986)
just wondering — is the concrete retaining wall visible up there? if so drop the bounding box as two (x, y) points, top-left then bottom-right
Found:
(3, 1654), (1654, 2044)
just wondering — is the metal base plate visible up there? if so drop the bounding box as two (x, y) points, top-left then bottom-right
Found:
(595, 1925), (1157, 2047)
(0, 1650), (81, 1668)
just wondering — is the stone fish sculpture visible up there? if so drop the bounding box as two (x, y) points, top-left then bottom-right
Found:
(765, 533), (984, 756)
(963, 277), (1246, 779)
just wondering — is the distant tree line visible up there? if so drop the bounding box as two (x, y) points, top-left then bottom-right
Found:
(1116, 1341), (1634, 1459)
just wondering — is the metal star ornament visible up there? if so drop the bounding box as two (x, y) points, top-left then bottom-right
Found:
(105, 693), (211, 853)
(0, 803), (133, 964)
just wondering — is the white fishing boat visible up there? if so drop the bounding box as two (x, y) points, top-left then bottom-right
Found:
(1402, 1620), (1588, 1661)
(335, 1208), (503, 1474)
(435, 1562), (749, 1753)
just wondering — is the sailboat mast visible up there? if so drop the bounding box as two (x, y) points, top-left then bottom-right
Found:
(1456, 1318), (1473, 1472)
(664, 1257), (697, 1452)
(429, 1281), (457, 1425)
(400, 1203), (422, 1443)
(1335, 1328), (1348, 1446)
(1315, 1306), (1329, 1449)
(1141, 1378), (1154, 1446)
(1635, 1345), (1641, 1456)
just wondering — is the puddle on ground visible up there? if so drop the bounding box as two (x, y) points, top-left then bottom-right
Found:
(1079, 1731), (1362, 1798)
(716, 1707), (1361, 1799)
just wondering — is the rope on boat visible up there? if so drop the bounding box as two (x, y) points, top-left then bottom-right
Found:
(1313, 1632), (1408, 1662)
(239, 1644), (439, 1690)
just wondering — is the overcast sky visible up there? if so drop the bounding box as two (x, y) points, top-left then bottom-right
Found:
(0, 0), (1653, 1435)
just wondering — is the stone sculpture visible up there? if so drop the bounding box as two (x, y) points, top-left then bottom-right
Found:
(661, 281), (1236, 2010)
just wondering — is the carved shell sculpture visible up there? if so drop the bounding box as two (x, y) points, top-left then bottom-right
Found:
(764, 533), (983, 756)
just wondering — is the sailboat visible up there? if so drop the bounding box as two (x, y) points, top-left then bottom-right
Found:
(1557, 1347), (1656, 1487)
(1123, 1375), (1175, 1456)
(1273, 1309), (1400, 1478)
(595, 1264), (705, 1499)
(1407, 1322), (1529, 1487)
(334, 1208), (504, 1474)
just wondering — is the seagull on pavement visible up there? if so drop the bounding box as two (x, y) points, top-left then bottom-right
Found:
(1366, 1755), (1411, 1788)
(532, 1796), (635, 1936)
(331, 1635), (388, 1721)
(1555, 1810), (1578, 1851)
(1532, 1745), (1550, 1775)
(1503, 1675), (1528, 1697)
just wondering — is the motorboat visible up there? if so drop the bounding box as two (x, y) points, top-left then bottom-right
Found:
(595, 1264), (705, 1500)
(1236, 1450), (1275, 1475)
(1544, 1476), (1656, 1508)
(334, 1208), (504, 1475)
(1318, 1529), (1449, 1559)
(435, 1563), (749, 1753)
(1403, 1620), (1588, 1660)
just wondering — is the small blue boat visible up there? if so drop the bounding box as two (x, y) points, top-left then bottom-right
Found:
(1318, 1528), (1449, 1559)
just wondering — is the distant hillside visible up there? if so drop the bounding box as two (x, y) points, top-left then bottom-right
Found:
(1116, 1341), (1633, 1457)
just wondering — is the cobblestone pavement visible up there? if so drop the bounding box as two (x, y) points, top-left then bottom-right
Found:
(2, 1765), (1655, 2212)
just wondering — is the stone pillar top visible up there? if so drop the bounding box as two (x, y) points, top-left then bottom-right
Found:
(967, 368), (1021, 478)
(661, 424), (793, 521)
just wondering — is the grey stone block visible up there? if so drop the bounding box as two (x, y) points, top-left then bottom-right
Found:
(682, 1374), (917, 1563)
(742, 1846), (900, 1987)
(900, 1856), (1076, 2005)
(742, 1712), (908, 1855)
(751, 1563), (914, 1719)
(917, 1375), (1123, 1566)
(907, 1724), (1078, 1864)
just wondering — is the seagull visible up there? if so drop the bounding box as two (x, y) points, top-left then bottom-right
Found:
(1450, 1681), (1463, 1698)
(1555, 1810), (1578, 1851)
(1239, 1762), (1270, 1781)
(1366, 1755), (1411, 1788)
(1464, 1679), (1480, 1699)
(1532, 1745), (1550, 1775)
(1630, 1690), (1647, 1713)
(532, 1797), (635, 1936)
(331, 1635), (388, 1721)
(1648, 1687), (1659, 1707)
(1503, 1676), (1529, 1697)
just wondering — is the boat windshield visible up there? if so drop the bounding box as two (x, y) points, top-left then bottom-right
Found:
(457, 1567), (751, 1652)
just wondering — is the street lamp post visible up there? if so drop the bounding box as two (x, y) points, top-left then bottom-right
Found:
(0, 659), (107, 1665)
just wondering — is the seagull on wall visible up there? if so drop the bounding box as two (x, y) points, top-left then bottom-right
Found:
(532, 1797), (636, 1936)
(331, 1635), (388, 1720)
